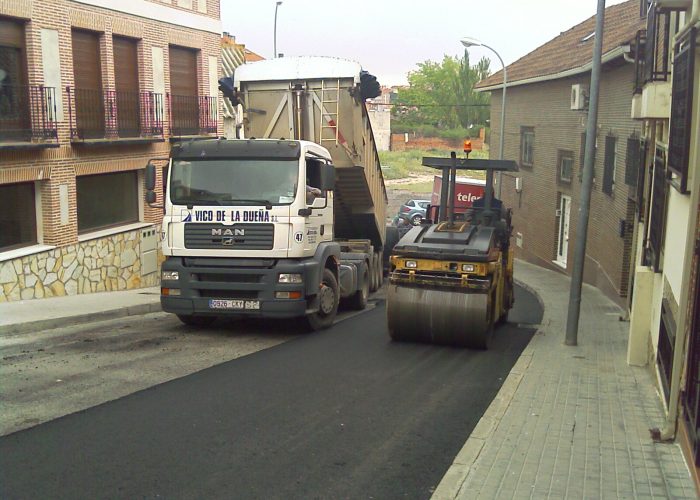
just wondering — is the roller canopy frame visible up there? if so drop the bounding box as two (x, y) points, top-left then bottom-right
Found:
(421, 157), (518, 172)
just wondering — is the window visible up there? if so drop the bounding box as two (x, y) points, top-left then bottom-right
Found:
(77, 171), (138, 233)
(558, 150), (573, 183)
(625, 135), (642, 189)
(0, 182), (37, 251)
(0, 17), (29, 142)
(647, 147), (668, 272)
(71, 29), (104, 139)
(667, 27), (696, 194)
(602, 135), (617, 195)
(579, 131), (597, 182)
(519, 127), (534, 167)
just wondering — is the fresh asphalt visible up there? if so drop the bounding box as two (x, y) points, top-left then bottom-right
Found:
(0, 285), (542, 500)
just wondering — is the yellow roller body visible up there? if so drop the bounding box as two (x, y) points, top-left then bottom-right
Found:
(387, 285), (492, 348)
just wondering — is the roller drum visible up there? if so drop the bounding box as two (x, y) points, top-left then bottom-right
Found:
(387, 284), (492, 349)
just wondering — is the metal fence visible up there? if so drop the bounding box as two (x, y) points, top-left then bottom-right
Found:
(67, 87), (164, 140)
(0, 85), (58, 142)
(168, 94), (217, 136)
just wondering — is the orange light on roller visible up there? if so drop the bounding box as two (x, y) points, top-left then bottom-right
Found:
(463, 140), (472, 153)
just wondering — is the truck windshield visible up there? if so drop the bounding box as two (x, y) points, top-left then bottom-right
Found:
(169, 159), (299, 206)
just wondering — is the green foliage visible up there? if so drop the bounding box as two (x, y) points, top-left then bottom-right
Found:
(393, 51), (491, 131)
(379, 148), (489, 180)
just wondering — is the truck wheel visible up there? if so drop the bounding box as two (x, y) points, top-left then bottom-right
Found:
(348, 265), (369, 310)
(306, 268), (339, 331)
(176, 314), (216, 327)
(374, 251), (383, 287)
(369, 252), (379, 292)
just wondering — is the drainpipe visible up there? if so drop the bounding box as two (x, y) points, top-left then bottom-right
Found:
(654, 0), (700, 442)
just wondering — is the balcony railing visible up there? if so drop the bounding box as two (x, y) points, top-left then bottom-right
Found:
(0, 85), (58, 143)
(644, 6), (672, 83)
(633, 30), (647, 94)
(66, 87), (163, 141)
(168, 94), (217, 137)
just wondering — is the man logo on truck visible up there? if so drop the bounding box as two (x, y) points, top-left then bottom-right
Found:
(212, 228), (245, 236)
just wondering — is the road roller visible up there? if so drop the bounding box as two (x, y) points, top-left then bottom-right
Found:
(386, 146), (518, 349)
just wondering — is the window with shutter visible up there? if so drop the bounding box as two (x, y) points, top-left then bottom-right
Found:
(602, 135), (616, 195)
(625, 135), (641, 189)
(71, 29), (104, 139)
(168, 45), (199, 135)
(668, 27), (695, 194)
(113, 36), (140, 137)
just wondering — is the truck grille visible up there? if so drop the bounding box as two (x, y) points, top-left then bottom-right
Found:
(184, 224), (274, 250)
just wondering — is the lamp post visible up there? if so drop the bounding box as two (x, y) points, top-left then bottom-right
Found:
(274, 1), (283, 58)
(461, 37), (507, 197)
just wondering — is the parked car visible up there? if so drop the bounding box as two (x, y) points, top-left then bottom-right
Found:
(398, 199), (431, 225)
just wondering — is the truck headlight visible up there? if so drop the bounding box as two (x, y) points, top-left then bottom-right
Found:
(279, 273), (303, 284)
(461, 264), (475, 272)
(405, 260), (417, 268)
(162, 271), (179, 281)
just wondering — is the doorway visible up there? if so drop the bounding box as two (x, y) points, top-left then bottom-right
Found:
(556, 194), (571, 267)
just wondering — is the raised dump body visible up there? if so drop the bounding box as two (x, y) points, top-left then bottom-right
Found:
(234, 56), (387, 250)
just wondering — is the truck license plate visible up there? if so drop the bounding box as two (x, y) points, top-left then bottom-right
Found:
(208, 299), (260, 310)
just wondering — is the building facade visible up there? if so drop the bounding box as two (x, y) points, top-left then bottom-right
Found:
(0, 0), (222, 302)
(476, 0), (645, 307)
(626, 0), (700, 487)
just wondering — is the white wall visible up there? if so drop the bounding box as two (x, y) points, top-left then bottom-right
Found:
(368, 109), (391, 151)
(41, 29), (63, 122)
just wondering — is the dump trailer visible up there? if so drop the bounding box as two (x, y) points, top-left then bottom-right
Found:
(386, 149), (517, 349)
(148, 56), (388, 330)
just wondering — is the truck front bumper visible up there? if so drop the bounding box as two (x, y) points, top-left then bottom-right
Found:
(160, 256), (320, 319)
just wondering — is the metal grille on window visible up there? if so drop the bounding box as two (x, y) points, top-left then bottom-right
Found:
(668, 27), (696, 194)
(625, 135), (641, 189)
(602, 135), (616, 195)
(647, 147), (667, 272)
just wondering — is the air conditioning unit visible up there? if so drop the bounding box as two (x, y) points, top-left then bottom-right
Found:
(571, 84), (589, 110)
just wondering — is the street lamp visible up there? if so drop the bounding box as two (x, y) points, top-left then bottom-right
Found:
(461, 37), (507, 197)
(274, 1), (283, 58)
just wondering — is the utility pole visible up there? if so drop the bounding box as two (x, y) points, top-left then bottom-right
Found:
(566, 0), (606, 346)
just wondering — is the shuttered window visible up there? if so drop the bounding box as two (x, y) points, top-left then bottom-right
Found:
(602, 135), (616, 195)
(0, 182), (37, 251)
(77, 172), (138, 233)
(113, 36), (140, 137)
(72, 30), (102, 90)
(168, 46), (197, 96)
(625, 136), (642, 188)
(168, 46), (199, 135)
(71, 30), (104, 138)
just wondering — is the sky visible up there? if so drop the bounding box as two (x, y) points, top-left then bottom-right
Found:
(221, 0), (630, 86)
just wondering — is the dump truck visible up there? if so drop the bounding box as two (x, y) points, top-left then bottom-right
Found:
(147, 56), (388, 330)
(386, 148), (517, 349)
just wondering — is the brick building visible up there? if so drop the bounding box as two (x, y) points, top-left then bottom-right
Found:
(475, 0), (645, 307)
(626, 0), (699, 486)
(0, 0), (222, 302)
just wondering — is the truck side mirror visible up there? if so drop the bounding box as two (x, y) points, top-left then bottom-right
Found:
(145, 162), (156, 191)
(320, 163), (335, 191)
(146, 191), (157, 204)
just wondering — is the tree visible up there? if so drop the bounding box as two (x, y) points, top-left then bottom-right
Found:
(393, 51), (491, 132)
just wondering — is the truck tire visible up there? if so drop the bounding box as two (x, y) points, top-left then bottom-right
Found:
(176, 314), (217, 327)
(374, 251), (383, 287)
(306, 268), (339, 331)
(370, 252), (379, 292)
(348, 264), (369, 310)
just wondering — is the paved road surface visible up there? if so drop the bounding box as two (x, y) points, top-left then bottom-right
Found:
(0, 286), (542, 499)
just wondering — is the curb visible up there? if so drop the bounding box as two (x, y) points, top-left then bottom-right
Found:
(431, 276), (546, 500)
(0, 302), (162, 337)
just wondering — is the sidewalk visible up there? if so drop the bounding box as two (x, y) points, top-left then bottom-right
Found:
(434, 260), (697, 499)
(0, 286), (161, 336)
